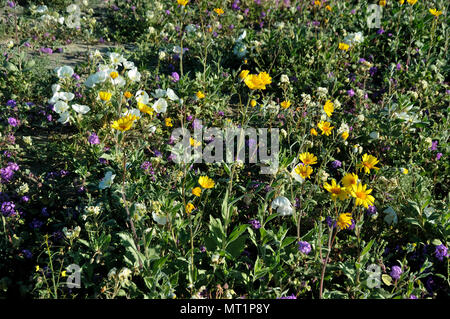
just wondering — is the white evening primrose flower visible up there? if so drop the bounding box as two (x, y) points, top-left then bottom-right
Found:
(118, 268), (132, 284)
(166, 88), (179, 101)
(72, 104), (90, 114)
(158, 51), (166, 60)
(152, 212), (167, 225)
(152, 98), (168, 113)
(57, 112), (70, 124)
(23, 136), (32, 145)
(99, 171), (116, 190)
(135, 90), (150, 104)
(54, 101), (70, 114)
(357, 114), (365, 122)
(152, 89), (166, 99)
(316, 87), (328, 98)
(122, 60), (135, 70)
(109, 52), (125, 67)
(271, 196), (294, 216)
(55, 65), (74, 79)
(369, 131), (379, 139)
(127, 67), (141, 82)
(280, 74), (290, 84)
(51, 84), (61, 94)
(36, 5), (48, 13)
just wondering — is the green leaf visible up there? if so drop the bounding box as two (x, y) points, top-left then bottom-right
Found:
(361, 239), (375, 257)
(226, 235), (247, 259)
(281, 236), (297, 249)
(227, 224), (249, 245)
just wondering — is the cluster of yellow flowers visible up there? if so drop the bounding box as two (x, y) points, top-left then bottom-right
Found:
(295, 152), (318, 180)
(239, 70), (272, 90)
(186, 176), (215, 214)
(323, 154), (380, 210)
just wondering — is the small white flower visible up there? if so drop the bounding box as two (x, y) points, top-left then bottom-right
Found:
(369, 131), (379, 139)
(152, 212), (167, 225)
(127, 67), (141, 82)
(152, 98), (168, 113)
(99, 171), (116, 190)
(57, 112), (70, 124)
(54, 101), (69, 114)
(72, 104), (90, 114)
(271, 196), (294, 216)
(55, 65), (74, 79)
(166, 88), (179, 101)
(135, 90), (150, 104)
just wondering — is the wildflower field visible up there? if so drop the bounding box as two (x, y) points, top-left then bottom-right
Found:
(0, 0), (449, 300)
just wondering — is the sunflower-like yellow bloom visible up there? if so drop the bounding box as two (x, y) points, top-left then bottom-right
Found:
(429, 8), (443, 17)
(349, 183), (375, 208)
(198, 176), (215, 189)
(124, 91), (132, 99)
(110, 71), (119, 79)
(280, 100), (291, 109)
(196, 91), (205, 99)
(111, 114), (139, 132)
(137, 102), (154, 116)
(299, 152), (317, 165)
(239, 70), (250, 79)
(358, 154), (380, 174)
(186, 202), (195, 214)
(295, 164), (313, 179)
(311, 128), (318, 136)
(379, 0), (386, 6)
(214, 8), (224, 15)
(99, 91), (112, 102)
(337, 213), (352, 230)
(177, 0), (189, 6)
(165, 118), (173, 127)
(244, 72), (271, 90)
(341, 173), (359, 189)
(339, 43), (349, 51)
(324, 100), (334, 117)
(323, 179), (348, 200)
(407, 0), (417, 5)
(192, 187), (202, 197)
(317, 121), (334, 136)
(341, 131), (349, 140)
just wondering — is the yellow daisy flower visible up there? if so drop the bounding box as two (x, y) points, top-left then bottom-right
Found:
(358, 154), (380, 174)
(323, 179), (348, 200)
(350, 183), (375, 208)
(299, 152), (318, 165)
(198, 176), (215, 189)
(337, 213), (353, 230)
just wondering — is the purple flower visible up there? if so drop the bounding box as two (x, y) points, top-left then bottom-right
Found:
(7, 1), (15, 8)
(434, 244), (448, 261)
(40, 47), (53, 54)
(409, 294), (418, 299)
(8, 117), (18, 127)
(21, 196), (29, 202)
(390, 266), (402, 280)
(325, 216), (336, 228)
(22, 249), (32, 259)
(200, 245), (206, 252)
(377, 28), (385, 35)
(41, 207), (49, 217)
(331, 160), (341, 169)
(436, 153), (443, 160)
(249, 219), (261, 229)
(298, 241), (312, 254)
(171, 72), (180, 82)
(347, 89), (355, 97)
(231, 0), (240, 10)
(6, 99), (17, 108)
(1, 201), (15, 217)
(366, 205), (377, 216)
(369, 67), (378, 76)
(30, 219), (44, 229)
(430, 140), (438, 151)
(141, 161), (151, 170)
(88, 132), (100, 145)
